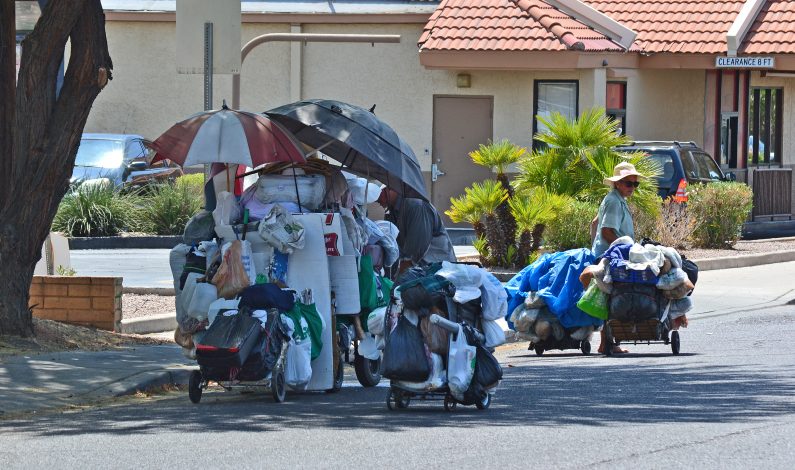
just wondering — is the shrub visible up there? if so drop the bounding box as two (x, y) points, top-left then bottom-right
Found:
(688, 182), (753, 248)
(140, 175), (204, 235)
(630, 197), (694, 249)
(52, 183), (144, 237)
(543, 199), (599, 251)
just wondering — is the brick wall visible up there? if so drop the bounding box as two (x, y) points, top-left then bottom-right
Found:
(29, 276), (122, 331)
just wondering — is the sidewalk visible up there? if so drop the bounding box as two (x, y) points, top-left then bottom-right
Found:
(0, 345), (192, 418)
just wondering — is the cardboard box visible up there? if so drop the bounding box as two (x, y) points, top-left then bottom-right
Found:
(329, 255), (361, 315)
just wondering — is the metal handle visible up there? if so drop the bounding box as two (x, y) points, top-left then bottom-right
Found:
(429, 314), (459, 333)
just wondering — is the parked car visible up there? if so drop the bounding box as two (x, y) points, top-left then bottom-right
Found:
(70, 133), (182, 189)
(617, 141), (735, 199)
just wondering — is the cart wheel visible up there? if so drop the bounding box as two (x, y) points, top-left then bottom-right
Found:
(188, 370), (203, 404)
(386, 389), (398, 411)
(326, 355), (344, 393)
(475, 392), (492, 410)
(396, 391), (410, 409)
(581, 340), (591, 355)
(354, 354), (382, 387)
(534, 345), (544, 356)
(271, 367), (286, 403)
(444, 394), (457, 412)
(671, 330), (681, 355)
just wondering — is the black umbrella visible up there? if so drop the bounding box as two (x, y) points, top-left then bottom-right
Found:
(265, 99), (428, 200)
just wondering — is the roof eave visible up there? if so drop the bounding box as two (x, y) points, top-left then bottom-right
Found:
(545, 0), (637, 50)
(727, 0), (768, 56)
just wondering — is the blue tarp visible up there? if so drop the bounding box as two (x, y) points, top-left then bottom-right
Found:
(503, 248), (603, 329)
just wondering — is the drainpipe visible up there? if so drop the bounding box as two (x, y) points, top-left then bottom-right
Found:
(231, 33), (401, 109)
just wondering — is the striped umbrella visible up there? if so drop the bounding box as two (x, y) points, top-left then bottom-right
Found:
(149, 104), (305, 168)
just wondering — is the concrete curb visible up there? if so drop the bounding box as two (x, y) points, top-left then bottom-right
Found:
(694, 249), (795, 271)
(69, 235), (182, 250)
(120, 312), (177, 334)
(105, 366), (193, 396)
(123, 287), (175, 296)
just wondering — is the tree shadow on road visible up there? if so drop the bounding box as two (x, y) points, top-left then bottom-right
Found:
(3, 357), (795, 437)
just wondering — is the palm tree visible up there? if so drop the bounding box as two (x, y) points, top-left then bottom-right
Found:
(469, 140), (527, 262)
(465, 180), (508, 266)
(446, 193), (485, 239)
(513, 108), (663, 246)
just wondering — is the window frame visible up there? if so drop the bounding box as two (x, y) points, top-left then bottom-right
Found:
(606, 81), (627, 135)
(532, 80), (579, 149)
(748, 86), (783, 167)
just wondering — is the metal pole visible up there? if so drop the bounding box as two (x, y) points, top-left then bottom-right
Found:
(203, 22), (213, 182)
(231, 33), (401, 109)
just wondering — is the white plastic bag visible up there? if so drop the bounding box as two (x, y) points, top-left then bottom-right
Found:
(187, 282), (217, 323)
(178, 272), (203, 319)
(255, 173), (326, 211)
(285, 338), (313, 390)
(482, 319), (506, 348)
(169, 243), (191, 294)
(257, 204), (306, 254)
(357, 335), (381, 360)
(207, 297), (240, 325)
(213, 191), (241, 227)
(436, 261), (483, 303)
(480, 271), (508, 321)
(367, 306), (388, 336)
(395, 353), (446, 391)
(447, 324), (476, 401)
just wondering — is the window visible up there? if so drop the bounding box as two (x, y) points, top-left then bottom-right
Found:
(606, 81), (627, 134)
(748, 87), (783, 166)
(533, 80), (578, 149)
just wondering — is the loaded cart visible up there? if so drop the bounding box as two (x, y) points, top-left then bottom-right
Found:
(602, 286), (681, 356)
(189, 307), (290, 403)
(379, 262), (506, 412)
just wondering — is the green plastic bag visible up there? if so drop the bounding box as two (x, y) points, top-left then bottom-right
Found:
(286, 302), (324, 360)
(358, 255), (378, 311)
(360, 275), (394, 332)
(577, 280), (609, 320)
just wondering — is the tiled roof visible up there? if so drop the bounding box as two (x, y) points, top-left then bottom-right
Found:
(418, 0), (624, 52)
(740, 0), (795, 54)
(584, 0), (745, 54)
(422, 0), (795, 55)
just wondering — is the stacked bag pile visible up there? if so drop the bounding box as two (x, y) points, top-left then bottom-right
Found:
(507, 249), (601, 345)
(577, 236), (697, 328)
(377, 262), (505, 404)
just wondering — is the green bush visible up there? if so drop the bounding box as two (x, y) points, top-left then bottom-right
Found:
(688, 182), (753, 248)
(543, 199), (599, 251)
(139, 175), (205, 235)
(53, 183), (144, 237)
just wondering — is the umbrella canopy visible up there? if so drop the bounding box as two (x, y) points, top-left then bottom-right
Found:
(265, 99), (428, 200)
(149, 105), (305, 168)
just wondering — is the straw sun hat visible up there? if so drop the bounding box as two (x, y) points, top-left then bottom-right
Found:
(603, 162), (646, 187)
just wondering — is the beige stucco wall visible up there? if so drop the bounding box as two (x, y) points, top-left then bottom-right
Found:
(88, 21), (614, 171)
(622, 69), (706, 146)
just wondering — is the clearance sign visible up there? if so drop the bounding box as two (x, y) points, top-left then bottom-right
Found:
(716, 56), (775, 68)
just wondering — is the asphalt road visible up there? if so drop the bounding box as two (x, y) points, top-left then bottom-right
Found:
(4, 263), (794, 469)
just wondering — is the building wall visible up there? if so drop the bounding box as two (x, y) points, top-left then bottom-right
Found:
(623, 69), (706, 146)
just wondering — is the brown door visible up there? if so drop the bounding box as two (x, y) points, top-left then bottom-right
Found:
(432, 96), (494, 226)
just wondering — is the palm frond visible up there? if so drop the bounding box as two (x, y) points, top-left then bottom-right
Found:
(465, 180), (508, 215)
(469, 139), (527, 174)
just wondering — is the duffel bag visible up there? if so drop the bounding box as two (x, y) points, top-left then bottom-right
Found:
(608, 282), (660, 322)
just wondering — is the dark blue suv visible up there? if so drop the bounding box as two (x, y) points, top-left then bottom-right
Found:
(617, 141), (733, 199)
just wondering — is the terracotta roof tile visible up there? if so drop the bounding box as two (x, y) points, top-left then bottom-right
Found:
(419, 0), (623, 52)
(741, 0), (795, 54)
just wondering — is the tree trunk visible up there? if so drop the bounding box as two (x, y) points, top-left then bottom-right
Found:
(531, 223), (546, 252)
(495, 174), (517, 261)
(0, 0), (112, 337)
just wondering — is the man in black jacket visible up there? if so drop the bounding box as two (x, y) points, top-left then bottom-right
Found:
(377, 187), (456, 266)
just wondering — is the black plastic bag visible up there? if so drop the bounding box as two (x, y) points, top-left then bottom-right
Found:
(196, 309), (262, 368)
(608, 282), (660, 321)
(238, 310), (288, 381)
(381, 316), (431, 382)
(459, 324), (502, 405)
(681, 257), (698, 294)
(239, 283), (295, 312)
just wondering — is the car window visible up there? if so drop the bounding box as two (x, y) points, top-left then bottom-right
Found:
(126, 140), (147, 161)
(636, 150), (675, 187)
(75, 139), (124, 168)
(687, 151), (723, 181)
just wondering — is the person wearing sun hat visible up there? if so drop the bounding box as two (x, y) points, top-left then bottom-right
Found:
(591, 161), (645, 354)
(590, 161), (645, 257)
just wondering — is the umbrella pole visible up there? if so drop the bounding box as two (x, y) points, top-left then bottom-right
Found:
(226, 164), (231, 192)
